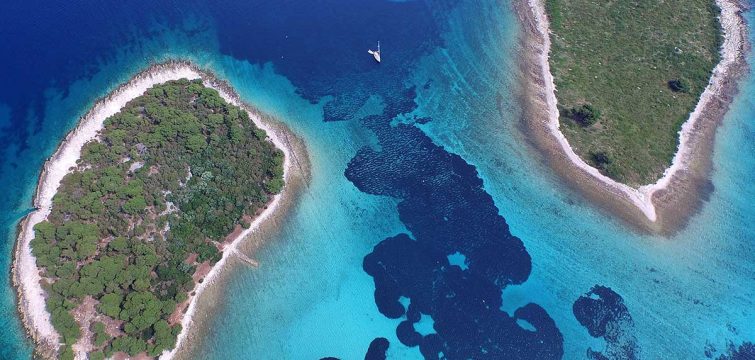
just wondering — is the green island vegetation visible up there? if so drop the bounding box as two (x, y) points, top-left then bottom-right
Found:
(545, 0), (722, 185)
(30, 79), (284, 359)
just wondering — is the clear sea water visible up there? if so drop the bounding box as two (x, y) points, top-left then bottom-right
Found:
(0, 1), (752, 359)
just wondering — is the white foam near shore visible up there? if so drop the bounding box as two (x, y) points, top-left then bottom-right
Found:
(12, 62), (294, 360)
(526, 0), (745, 222)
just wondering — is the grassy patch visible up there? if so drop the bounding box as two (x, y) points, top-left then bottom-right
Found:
(545, 0), (722, 185)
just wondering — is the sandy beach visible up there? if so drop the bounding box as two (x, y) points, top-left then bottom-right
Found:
(11, 61), (308, 359)
(514, 0), (748, 233)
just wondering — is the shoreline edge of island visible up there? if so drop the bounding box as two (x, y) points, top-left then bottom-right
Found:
(11, 61), (309, 359)
(513, 0), (749, 233)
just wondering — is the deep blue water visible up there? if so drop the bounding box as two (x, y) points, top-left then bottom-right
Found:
(1, 1), (753, 359)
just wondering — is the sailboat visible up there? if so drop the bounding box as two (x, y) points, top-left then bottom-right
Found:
(368, 41), (381, 63)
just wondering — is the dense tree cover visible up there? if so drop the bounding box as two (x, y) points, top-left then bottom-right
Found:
(30, 79), (283, 358)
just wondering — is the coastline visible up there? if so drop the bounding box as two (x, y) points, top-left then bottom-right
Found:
(161, 66), (309, 360)
(11, 61), (308, 359)
(513, 0), (749, 233)
(163, 131), (309, 360)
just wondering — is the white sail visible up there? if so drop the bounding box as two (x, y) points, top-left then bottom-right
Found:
(368, 41), (381, 63)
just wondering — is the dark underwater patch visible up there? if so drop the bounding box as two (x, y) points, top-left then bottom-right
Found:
(365, 337), (390, 360)
(710, 341), (755, 360)
(342, 65), (563, 357)
(573, 285), (639, 360)
(236, 1), (569, 357)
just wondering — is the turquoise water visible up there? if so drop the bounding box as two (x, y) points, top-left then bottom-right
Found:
(418, 3), (755, 358)
(0, 1), (753, 359)
(192, 2), (754, 359)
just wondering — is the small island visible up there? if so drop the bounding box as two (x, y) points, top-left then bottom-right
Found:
(545, 0), (722, 185)
(13, 64), (299, 360)
(516, 0), (746, 230)
(33, 79), (282, 359)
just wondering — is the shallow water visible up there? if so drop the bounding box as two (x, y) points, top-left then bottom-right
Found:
(0, 1), (753, 359)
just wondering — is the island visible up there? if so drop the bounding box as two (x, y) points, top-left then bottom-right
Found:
(13, 63), (302, 360)
(516, 0), (747, 231)
(545, 0), (722, 185)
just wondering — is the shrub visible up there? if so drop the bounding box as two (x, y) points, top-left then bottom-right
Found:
(60, 346), (75, 360)
(50, 305), (80, 344)
(264, 178), (285, 194)
(565, 104), (600, 126)
(668, 79), (690, 93)
(99, 293), (124, 318)
(590, 151), (620, 178)
(591, 151), (612, 168)
(93, 322), (109, 347)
